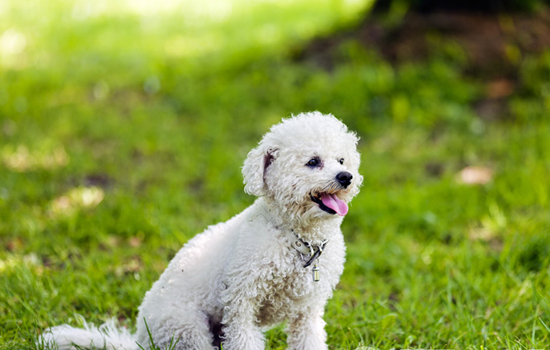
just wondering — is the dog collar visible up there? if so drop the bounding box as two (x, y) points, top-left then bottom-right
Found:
(288, 230), (329, 282)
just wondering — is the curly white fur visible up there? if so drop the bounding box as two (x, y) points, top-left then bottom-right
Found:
(41, 111), (362, 350)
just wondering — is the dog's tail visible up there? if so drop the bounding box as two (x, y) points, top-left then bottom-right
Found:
(39, 316), (137, 350)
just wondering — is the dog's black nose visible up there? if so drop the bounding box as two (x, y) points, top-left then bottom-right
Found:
(336, 171), (353, 188)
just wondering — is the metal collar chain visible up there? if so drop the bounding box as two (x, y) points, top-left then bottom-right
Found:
(289, 230), (329, 282)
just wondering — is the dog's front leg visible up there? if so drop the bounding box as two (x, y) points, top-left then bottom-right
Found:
(286, 308), (329, 350)
(221, 298), (264, 350)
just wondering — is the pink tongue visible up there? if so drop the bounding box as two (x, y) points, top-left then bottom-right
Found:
(321, 193), (349, 216)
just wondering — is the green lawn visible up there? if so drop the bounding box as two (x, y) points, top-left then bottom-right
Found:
(1, 0), (550, 349)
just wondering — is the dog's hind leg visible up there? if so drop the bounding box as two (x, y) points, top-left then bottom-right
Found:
(136, 307), (216, 350)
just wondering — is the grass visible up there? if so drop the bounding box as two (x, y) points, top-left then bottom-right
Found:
(1, 0), (550, 349)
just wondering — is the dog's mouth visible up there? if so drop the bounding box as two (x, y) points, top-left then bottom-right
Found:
(310, 192), (349, 216)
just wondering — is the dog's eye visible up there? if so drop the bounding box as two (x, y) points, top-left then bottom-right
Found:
(339, 158), (344, 165)
(306, 158), (320, 167)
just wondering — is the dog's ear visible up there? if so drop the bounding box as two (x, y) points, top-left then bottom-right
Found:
(242, 144), (277, 197)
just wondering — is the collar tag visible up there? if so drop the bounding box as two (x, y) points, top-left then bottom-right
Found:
(289, 230), (329, 282)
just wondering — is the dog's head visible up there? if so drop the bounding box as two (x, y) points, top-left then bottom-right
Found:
(242, 112), (362, 224)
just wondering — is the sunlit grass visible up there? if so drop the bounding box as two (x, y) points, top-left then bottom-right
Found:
(1, 144), (69, 172)
(0, 0), (371, 71)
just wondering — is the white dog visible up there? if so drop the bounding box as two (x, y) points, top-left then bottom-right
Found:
(42, 111), (362, 350)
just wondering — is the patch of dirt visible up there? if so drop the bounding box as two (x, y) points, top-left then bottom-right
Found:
(298, 8), (550, 120)
(301, 9), (550, 74)
(84, 173), (112, 188)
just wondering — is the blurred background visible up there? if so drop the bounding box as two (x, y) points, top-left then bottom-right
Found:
(1, 0), (549, 349)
